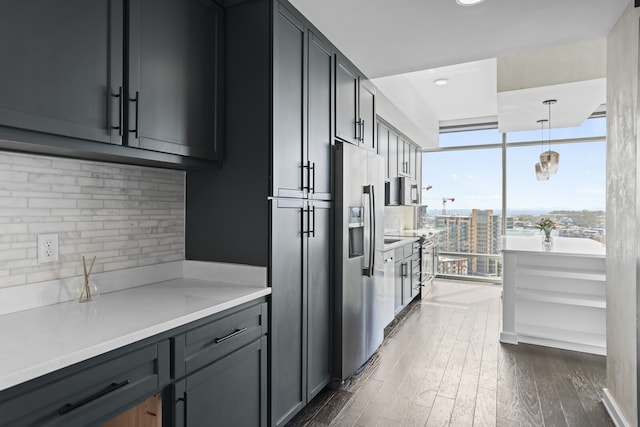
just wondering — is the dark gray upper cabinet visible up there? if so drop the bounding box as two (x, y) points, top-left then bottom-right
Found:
(273, 5), (306, 199)
(409, 144), (417, 180)
(272, 6), (333, 201)
(388, 130), (398, 179)
(377, 122), (389, 180)
(0, 0), (123, 145)
(128, 0), (224, 161)
(335, 54), (376, 151)
(335, 56), (359, 145)
(0, 0), (222, 168)
(359, 81), (376, 152)
(307, 33), (334, 201)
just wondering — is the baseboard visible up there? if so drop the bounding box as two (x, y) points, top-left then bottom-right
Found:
(602, 388), (631, 427)
(499, 331), (518, 345)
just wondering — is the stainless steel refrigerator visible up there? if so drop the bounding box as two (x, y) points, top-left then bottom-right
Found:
(333, 142), (386, 382)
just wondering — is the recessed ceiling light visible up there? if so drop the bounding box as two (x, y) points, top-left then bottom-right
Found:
(456, 0), (486, 6)
(434, 78), (449, 86)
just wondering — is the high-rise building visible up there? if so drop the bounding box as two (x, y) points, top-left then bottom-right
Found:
(436, 209), (512, 277)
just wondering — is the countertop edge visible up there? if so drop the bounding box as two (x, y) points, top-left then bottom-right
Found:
(383, 236), (420, 251)
(501, 248), (605, 258)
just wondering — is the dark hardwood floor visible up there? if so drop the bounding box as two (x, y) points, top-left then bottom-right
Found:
(287, 280), (613, 426)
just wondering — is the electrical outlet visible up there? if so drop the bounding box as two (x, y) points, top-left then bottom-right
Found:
(37, 233), (59, 264)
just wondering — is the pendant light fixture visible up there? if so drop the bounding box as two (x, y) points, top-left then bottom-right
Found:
(535, 119), (549, 181)
(540, 99), (559, 175)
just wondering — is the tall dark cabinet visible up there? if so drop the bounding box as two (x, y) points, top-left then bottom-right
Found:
(186, 1), (335, 425)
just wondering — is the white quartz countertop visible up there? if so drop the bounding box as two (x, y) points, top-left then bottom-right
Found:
(383, 236), (420, 251)
(0, 279), (271, 392)
(502, 235), (605, 257)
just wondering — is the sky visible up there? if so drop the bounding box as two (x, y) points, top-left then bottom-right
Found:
(421, 118), (606, 214)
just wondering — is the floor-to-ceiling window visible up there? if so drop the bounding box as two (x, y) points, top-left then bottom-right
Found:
(420, 117), (606, 282)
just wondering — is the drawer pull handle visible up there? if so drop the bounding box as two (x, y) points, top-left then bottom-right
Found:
(58, 380), (130, 415)
(215, 327), (248, 344)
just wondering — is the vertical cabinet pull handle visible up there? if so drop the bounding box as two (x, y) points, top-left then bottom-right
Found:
(129, 91), (140, 138)
(111, 86), (123, 136)
(301, 208), (308, 235)
(302, 162), (310, 191)
(360, 120), (365, 143)
(311, 162), (316, 193)
(310, 205), (316, 237)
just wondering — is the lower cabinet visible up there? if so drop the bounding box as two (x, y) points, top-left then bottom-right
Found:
(0, 298), (269, 427)
(0, 341), (170, 427)
(394, 241), (421, 313)
(172, 337), (268, 427)
(271, 198), (332, 426)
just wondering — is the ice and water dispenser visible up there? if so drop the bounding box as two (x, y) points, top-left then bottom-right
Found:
(348, 206), (364, 258)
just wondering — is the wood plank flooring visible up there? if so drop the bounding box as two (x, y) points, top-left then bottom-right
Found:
(287, 280), (613, 427)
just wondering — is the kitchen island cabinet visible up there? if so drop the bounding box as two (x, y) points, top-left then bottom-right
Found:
(0, 280), (270, 427)
(500, 236), (606, 355)
(0, 0), (223, 168)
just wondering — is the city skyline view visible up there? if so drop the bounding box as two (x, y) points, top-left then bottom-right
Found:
(421, 118), (606, 214)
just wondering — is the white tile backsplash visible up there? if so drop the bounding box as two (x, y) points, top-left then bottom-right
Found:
(384, 205), (415, 233)
(0, 151), (185, 289)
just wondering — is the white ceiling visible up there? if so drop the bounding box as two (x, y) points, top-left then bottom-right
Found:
(497, 79), (607, 132)
(288, 0), (629, 147)
(288, 0), (629, 79)
(373, 59), (498, 124)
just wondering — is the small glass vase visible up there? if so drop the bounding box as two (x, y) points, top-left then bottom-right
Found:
(542, 233), (553, 251)
(77, 278), (100, 303)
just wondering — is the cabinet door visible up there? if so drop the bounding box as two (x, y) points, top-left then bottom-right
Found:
(415, 150), (422, 203)
(398, 138), (408, 176)
(128, 0), (223, 160)
(0, 0), (123, 145)
(308, 32), (333, 200)
(409, 144), (417, 180)
(272, 4), (306, 198)
(388, 131), (398, 179)
(377, 123), (389, 180)
(335, 55), (359, 145)
(394, 260), (403, 314)
(359, 81), (376, 152)
(180, 337), (267, 427)
(271, 198), (305, 426)
(402, 261), (412, 306)
(306, 200), (332, 400)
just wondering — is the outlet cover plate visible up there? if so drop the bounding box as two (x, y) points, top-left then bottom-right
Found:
(38, 233), (59, 264)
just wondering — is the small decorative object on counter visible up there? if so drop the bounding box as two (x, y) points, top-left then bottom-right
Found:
(77, 255), (100, 303)
(535, 217), (556, 251)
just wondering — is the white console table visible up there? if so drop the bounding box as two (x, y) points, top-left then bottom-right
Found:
(500, 236), (606, 355)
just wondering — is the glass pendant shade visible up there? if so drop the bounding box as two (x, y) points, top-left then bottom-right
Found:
(535, 162), (549, 180)
(540, 151), (559, 174)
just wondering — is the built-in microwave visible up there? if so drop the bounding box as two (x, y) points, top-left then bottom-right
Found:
(398, 177), (419, 205)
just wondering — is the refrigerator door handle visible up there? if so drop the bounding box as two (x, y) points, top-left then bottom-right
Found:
(362, 185), (375, 277)
(370, 185), (376, 276)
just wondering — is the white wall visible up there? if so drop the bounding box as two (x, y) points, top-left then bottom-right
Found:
(0, 150), (185, 288)
(606, 2), (639, 425)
